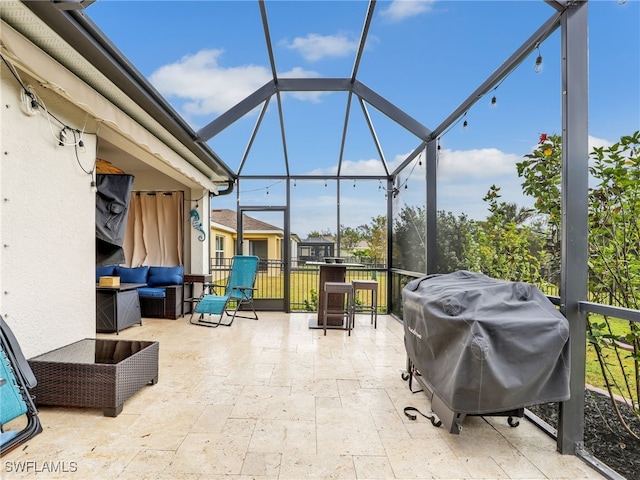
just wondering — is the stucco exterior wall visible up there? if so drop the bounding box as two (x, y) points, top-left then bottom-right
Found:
(1, 70), (96, 358)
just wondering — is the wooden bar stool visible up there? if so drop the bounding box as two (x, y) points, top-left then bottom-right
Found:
(352, 280), (378, 328)
(322, 282), (354, 336)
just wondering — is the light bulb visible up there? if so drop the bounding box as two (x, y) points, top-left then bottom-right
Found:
(534, 54), (543, 73)
(491, 95), (497, 108)
(59, 128), (67, 146)
(90, 180), (98, 193)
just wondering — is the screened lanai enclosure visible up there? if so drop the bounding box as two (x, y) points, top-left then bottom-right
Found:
(16, 0), (639, 477)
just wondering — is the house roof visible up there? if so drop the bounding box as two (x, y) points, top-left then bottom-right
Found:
(211, 209), (282, 233)
(2, 0), (235, 187)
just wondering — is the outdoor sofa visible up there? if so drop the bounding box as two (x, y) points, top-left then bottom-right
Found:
(96, 265), (184, 319)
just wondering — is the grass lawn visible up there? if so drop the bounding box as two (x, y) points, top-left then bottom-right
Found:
(586, 315), (638, 400)
(237, 270), (639, 402)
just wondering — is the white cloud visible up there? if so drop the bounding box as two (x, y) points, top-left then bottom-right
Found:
(305, 158), (389, 176)
(279, 33), (359, 62)
(589, 135), (613, 150)
(437, 147), (520, 181)
(149, 49), (272, 116)
(148, 49), (325, 121)
(380, 0), (435, 22)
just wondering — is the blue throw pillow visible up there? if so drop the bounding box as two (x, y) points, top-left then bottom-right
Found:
(96, 265), (116, 283)
(114, 265), (149, 284)
(147, 266), (184, 287)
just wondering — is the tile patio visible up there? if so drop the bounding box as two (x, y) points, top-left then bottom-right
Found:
(2, 312), (605, 479)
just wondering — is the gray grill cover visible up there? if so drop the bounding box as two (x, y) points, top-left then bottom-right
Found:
(403, 271), (570, 415)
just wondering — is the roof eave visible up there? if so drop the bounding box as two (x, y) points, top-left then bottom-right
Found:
(21, 0), (236, 183)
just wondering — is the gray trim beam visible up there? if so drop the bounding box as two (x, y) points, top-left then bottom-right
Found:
(240, 175), (388, 180)
(276, 77), (353, 92)
(337, 92), (354, 177)
(359, 98), (390, 176)
(544, 0), (568, 12)
(237, 97), (271, 176)
(275, 91), (291, 176)
(351, 1), (376, 82)
(426, 141), (437, 274)
(579, 302), (640, 324)
(392, 142), (427, 177)
(353, 81), (432, 140)
(259, 0), (278, 83)
(197, 81), (277, 141)
(557, 1), (589, 455)
(429, 11), (562, 140)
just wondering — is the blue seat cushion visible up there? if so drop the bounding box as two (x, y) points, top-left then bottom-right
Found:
(115, 266), (149, 284)
(194, 295), (228, 315)
(148, 266), (183, 287)
(96, 265), (116, 283)
(137, 287), (166, 299)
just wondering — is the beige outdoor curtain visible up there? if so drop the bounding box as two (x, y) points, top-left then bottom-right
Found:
(123, 191), (184, 267)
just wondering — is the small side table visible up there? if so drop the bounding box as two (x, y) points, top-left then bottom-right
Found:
(28, 338), (159, 417)
(183, 274), (212, 315)
(96, 283), (145, 334)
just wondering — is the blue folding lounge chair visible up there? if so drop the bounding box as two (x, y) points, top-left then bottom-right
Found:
(190, 255), (260, 327)
(1, 315), (42, 455)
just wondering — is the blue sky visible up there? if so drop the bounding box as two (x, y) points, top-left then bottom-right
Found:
(86, 0), (639, 237)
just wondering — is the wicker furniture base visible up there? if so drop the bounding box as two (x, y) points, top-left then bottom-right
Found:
(140, 285), (183, 320)
(28, 339), (159, 417)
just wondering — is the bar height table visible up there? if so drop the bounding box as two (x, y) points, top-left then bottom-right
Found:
(306, 261), (363, 329)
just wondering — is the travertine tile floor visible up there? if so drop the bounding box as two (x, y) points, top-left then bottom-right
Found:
(2, 312), (605, 480)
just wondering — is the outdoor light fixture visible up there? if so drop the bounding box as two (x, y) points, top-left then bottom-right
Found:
(58, 127), (67, 146)
(491, 95), (497, 107)
(463, 119), (468, 130)
(534, 45), (543, 73)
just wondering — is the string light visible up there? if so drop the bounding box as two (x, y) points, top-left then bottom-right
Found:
(58, 127), (67, 146)
(534, 44), (543, 73)
(490, 95), (497, 108)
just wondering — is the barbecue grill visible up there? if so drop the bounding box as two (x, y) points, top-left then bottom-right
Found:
(402, 271), (570, 434)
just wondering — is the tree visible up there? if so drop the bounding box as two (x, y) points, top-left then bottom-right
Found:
(519, 131), (640, 435)
(339, 225), (361, 253)
(516, 133), (563, 286)
(307, 229), (333, 239)
(392, 206), (425, 272)
(359, 215), (386, 263)
(436, 210), (475, 273)
(587, 132), (640, 436)
(466, 185), (544, 284)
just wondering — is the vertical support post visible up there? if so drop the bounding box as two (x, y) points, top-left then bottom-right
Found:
(336, 179), (341, 257)
(235, 180), (242, 255)
(284, 178), (291, 313)
(558, 0), (589, 455)
(386, 177), (394, 313)
(425, 141), (437, 274)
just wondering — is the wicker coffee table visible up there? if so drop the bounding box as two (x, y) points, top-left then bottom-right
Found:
(28, 338), (159, 417)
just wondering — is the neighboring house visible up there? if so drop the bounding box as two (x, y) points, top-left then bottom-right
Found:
(0, 2), (233, 358)
(210, 209), (285, 271)
(297, 237), (335, 263)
